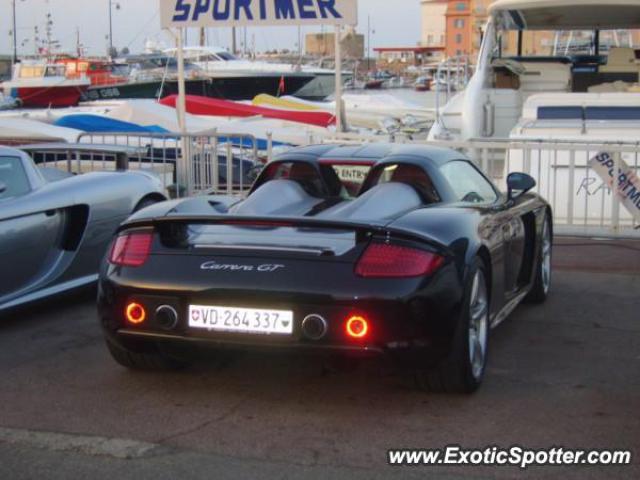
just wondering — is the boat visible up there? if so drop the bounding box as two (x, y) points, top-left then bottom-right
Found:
(168, 46), (351, 100)
(78, 54), (211, 102)
(429, 0), (640, 142)
(1, 62), (90, 108)
(0, 117), (81, 145)
(414, 76), (432, 92)
(160, 95), (336, 128)
(55, 57), (128, 87)
(364, 79), (386, 90)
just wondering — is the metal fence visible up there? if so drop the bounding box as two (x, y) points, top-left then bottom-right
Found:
(76, 131), (265, 197)
(23, 130), (640, 238)
(319, 135), (640, 238)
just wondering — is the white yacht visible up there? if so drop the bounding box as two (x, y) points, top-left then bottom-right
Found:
(429, 0), (640, 233)
(429, 0), (640, 142)
(165, 46), (347, 100)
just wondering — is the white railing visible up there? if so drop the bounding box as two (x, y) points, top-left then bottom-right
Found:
(75, 131), (264, 197)
(318, 135), (640, 238)
(23, 131), (640, 238)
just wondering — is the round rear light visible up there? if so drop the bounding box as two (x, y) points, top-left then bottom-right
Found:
(125, 302), (146, 325)
(346, 315), (369, 339)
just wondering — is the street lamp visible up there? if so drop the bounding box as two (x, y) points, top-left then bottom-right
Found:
(366, 15), (376, 71)
(10, 0), (25, 64)
(108, 0), (121, 53)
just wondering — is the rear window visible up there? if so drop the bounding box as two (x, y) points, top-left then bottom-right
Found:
(320, 162), (372, 198)
(0, 156), (30, 200)
(258, 161), (373, 199)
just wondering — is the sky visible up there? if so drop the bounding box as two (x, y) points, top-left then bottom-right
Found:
(1, 0), (422, 56)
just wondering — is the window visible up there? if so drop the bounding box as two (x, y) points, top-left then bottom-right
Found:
(440, 161), (498, 204)
(454, 19), (465, 29)
(456, 2), (467, 11)
(455, 33), (463, 44)
(0, 156), (31, 200)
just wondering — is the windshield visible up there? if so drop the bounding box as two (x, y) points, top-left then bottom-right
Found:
(494, 29), (640, 59)
(0, 156), (30, 200)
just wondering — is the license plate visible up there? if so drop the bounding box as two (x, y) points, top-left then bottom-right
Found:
(188, 305), (294, 335)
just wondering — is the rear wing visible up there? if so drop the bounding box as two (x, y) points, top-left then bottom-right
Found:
(118, 214), (450, 254)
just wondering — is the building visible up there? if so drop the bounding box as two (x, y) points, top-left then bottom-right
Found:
(421, 0), (447, 49)
(305, 27), (365, 58)
(373, 46), (445, 73)
(445, 1), (473, 58)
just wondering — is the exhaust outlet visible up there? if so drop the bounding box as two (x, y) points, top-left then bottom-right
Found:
(302, 314), (328, 340)
(155, 305), (179, 330)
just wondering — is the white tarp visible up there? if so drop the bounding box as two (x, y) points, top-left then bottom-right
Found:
(590, 152), (640, 223)
(0, 118), (81, 143)
(160, 0), (357, 29)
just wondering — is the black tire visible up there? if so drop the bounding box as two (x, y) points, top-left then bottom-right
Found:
(525, 215), (553, 304)
(105, 337), (190, 371)
(414, 258), (490, 394)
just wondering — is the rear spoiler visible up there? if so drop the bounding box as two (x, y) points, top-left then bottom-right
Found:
(118, 215), (451, 254)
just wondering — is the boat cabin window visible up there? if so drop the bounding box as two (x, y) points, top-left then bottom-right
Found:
(216, 52), (237, 61)
(490, 29), (640, 93)
(18, 66), (45, 78)
(45, 65), (66, 77)
(440, 161), (498, 205)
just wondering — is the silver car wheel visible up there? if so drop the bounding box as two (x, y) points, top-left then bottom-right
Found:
(468, 270), (489, 381)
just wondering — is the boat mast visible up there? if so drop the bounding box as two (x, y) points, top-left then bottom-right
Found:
(231, 27), (237, 55)
(11, 0), (18, 65)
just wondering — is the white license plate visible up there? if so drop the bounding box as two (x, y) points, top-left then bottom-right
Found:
(188, 305), (294, 335)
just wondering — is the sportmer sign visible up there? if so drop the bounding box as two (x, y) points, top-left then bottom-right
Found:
(160, 0), (358, 28)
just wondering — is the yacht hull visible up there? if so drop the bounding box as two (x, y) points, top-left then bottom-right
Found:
(6, 85), (88, 108)
(83, 75), (316, 102)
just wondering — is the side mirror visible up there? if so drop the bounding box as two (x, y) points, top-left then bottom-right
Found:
(0, 181), (7, 195)
(507, 172), (536, 201)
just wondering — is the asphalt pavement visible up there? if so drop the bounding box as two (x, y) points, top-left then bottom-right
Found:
(0, 238), (638, 479)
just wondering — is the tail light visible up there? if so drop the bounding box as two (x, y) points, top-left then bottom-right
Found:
(125, 302), (146, 325)
(355, 243), (444, 278)
(109, 230), (153, 267)
(346, 315), (369, 339)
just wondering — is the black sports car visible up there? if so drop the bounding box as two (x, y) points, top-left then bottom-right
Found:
(98, 144), (553, 393)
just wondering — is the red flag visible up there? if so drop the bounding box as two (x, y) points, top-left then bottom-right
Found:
(277, 76), (285, 97)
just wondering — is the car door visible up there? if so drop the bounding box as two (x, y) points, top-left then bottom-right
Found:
(439, 160), (522, 301)
(0, 155), (64, 300)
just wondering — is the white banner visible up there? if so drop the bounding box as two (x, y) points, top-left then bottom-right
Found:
(590, 152), (640, 223)
(160, 0), (358, 28)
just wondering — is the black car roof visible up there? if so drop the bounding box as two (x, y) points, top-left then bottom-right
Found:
(275, 143), (465, 167)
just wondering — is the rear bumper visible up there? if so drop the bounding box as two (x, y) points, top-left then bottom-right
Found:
(98, 261), (465, 364)
(114, 328), (387, 356)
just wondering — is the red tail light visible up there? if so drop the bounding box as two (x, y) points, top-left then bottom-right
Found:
(109, 231), (153, 267)
(355, 243), (444, 278)
(125, 302), (146, 325)
(346, 315), (369, 339)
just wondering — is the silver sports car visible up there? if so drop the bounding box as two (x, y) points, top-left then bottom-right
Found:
(0, 146), (167, 312)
